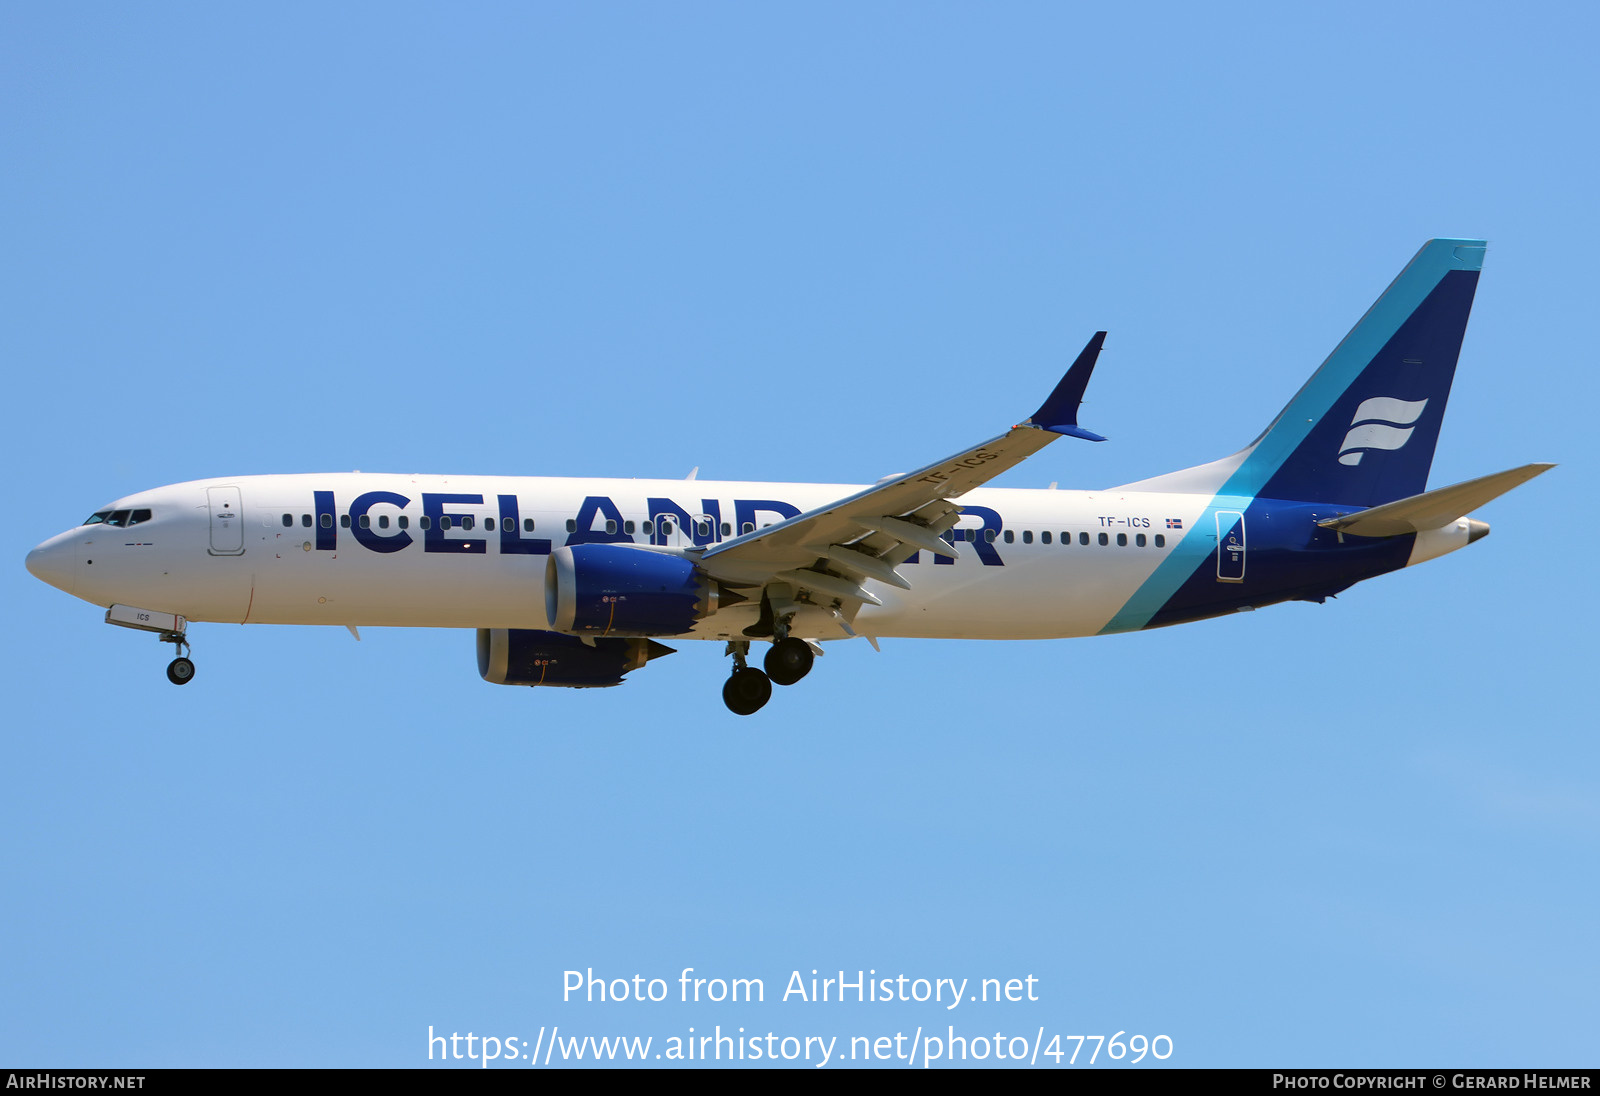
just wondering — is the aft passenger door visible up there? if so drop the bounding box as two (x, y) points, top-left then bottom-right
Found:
(1215, 510), (1245, 583)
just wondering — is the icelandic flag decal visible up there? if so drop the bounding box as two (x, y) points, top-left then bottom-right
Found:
(1166, 518), (1184, 529)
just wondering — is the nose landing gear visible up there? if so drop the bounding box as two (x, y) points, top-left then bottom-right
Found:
(103, 607), (197, 686)
(160, 630), (196, 686)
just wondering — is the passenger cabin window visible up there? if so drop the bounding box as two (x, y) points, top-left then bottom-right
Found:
(1080, 532), (1090, 545)
(398, 516), (409, 529)
(321, 514), (333, 529)
(340, 515), (351, 528)
(721, 522), (731, 536)
(605, 520), (616, 534)
(1136, 533), (1146, 547)
(524, 518), (536, 532)
(1117, 533), (1127, 546)
(282, 513), (293, 527)
(1022, 530), (1033, 544)
(420, 516), (432, 530)
(1155, 534), (1166, 548)
(1041, 531), (1051, 544)
(1098, 532), (1108, 546)
(301, 514), (312, 527)
(441, 516), (453, 531)
(741, 522), (754, 535)
(660, 520), (674, 535)
(378, 515), (389, 529)
(641, 520), (653, 534)
(566, 519), (577, 533)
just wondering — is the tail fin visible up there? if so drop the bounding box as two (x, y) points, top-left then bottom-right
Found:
(1121, 239), (1485, 506)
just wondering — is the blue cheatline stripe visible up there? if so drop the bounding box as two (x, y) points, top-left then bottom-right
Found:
(1097, 239), (1485, 635)
(1099, 493), (1254, 634)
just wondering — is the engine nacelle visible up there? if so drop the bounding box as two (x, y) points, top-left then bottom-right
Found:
(545, 543), (721, 636)
(477, 628), (675, 688)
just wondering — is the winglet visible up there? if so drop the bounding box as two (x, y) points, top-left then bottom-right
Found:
(1024, 331), (1107, 441)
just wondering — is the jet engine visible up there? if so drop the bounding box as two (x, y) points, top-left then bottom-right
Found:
(544, 544), (728, 637)
(477, 628), (674, 688)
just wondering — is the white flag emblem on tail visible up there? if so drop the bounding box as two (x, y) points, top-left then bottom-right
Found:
(1338, 396), (1429, 466)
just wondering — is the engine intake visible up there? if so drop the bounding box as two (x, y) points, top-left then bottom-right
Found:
(477, 628), (674, 688)
(545, 544), (722, 636)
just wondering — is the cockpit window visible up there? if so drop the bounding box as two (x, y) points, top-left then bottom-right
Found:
(86, 508), (151, 526)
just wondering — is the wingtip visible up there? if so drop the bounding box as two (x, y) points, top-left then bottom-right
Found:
(1025, 331), (1107, 439)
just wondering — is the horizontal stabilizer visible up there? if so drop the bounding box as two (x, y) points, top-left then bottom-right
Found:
(1317, 463), (1554, 537)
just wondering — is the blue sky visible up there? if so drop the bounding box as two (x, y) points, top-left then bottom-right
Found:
(3, 2), (1595, 1068)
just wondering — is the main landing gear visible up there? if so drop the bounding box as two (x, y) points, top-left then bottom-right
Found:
(764, 636), (814, 686)
(160, 630), (196, 686)
(721, 637), (815, 715)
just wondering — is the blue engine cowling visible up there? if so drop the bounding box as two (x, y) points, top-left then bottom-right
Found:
(477, 628), (675, 688)
(545, 544), (721, 636)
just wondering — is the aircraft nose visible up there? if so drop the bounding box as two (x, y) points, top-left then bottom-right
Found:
(25, 534), (76, 595)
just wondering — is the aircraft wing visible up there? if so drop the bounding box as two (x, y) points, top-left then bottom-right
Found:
(695, 333), (1108, 607)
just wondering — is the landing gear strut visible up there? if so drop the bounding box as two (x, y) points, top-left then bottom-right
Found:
(160, 630), (196, 686)
(722, 640), (771, 716)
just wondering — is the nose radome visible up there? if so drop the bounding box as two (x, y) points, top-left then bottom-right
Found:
(25, 535), (76, 595)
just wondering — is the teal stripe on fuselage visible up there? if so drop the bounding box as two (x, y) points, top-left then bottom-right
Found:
(1098, 239), (1485, 635)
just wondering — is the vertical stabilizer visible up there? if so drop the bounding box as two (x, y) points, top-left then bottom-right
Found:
(1103, 240), (1489, 636)
(1119, 239), (1485, 506)
(1250, 239), (1484, 505)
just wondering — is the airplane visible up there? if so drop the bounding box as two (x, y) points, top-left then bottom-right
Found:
(25, 238), (1552, 715)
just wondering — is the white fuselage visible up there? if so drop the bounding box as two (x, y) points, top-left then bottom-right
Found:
(32, 473), (1223, 642)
